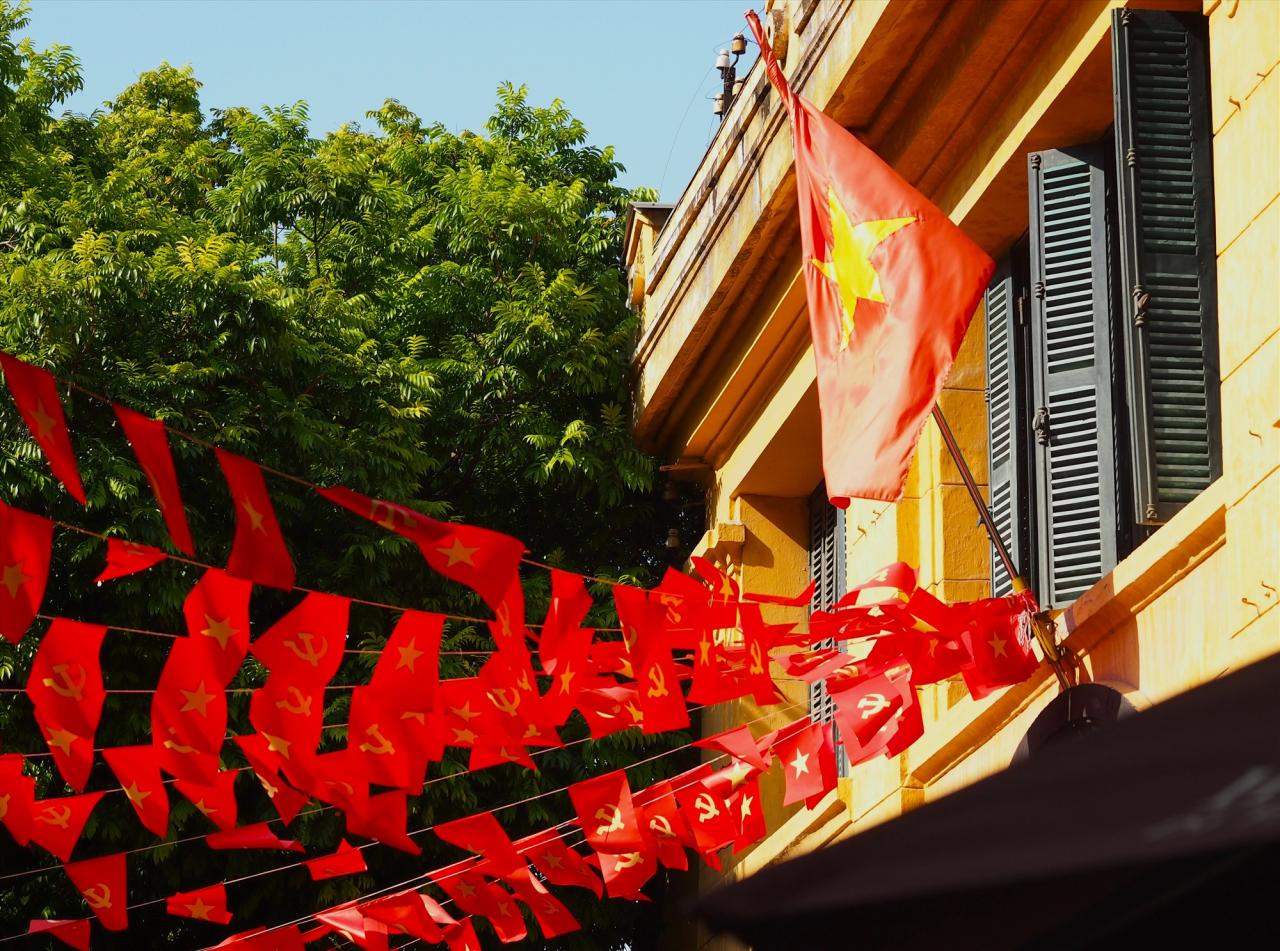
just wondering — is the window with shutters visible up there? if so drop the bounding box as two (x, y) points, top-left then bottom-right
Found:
(807, 485), (846, 774)
(983, 8), (1219, 609)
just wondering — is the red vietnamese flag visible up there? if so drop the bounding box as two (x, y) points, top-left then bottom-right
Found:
(568, 769), (644, 855)
(0, 354), (85, 503)
(444, 918), (482, 951)
(113, 405), (195, 555)
(538, 568), (593, 676)
(175, 769), (239, 831)
(361, 890), (449, 943)
(0, 501), (53, 645)
(430, 865), (527, 944)
(510, 874), (581, 939)
(251, 591), (348, 686)
(37, 722), (94, 793)
(215, 449), (294, 590)
(772, 719), (828, 806)
(304, 839), (368, 881)
(64, 852), (127, 931)
(307, 748), (370, 818)
(959, 595), (1040, 699)
(103, 745), (169, 837)
(745, 12), (995, 504)
(730, 775), (767, 852)
(168, 883), (233, 924)
(213, 924), (305, 950)
(29, 791), (105, 862)
(26, 919), (90, 951)
(806, 721), (840, 809)
(28, 619), (106, 740)
(371, 609), (442, 694)
(516, 828), (604, 897)
(233, 733), (307, 825)
(346, 789), (420, 855)
(314, 908), (388, 951)
(695, 725), (769, 772)
(95, 537), (168, 582)
(207, 821), (304, 853)
(181, 568), (253, 683)
(433, 810), (523, 880)
(1, 754), (37, 846)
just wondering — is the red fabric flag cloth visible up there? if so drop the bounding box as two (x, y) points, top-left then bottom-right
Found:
(430, 865), (527, 944)
(0, 354), (85, 503)
(510, 874), (581, 939)
(594, 847), (656, 899)
(0, 501), (53, 645)
(215, 448), (294, 590)
(676, 779), (736, 861)
(212, 925), (305, 950)
(346, 685), (428, 791)
(635, 778), (696, 871)
(806, 721), (841, 809)
(433, 811), (523, 879)
(103, 745), (170, 837)
(695, 725), (768, 772)
(95, 537), (168, 582)
(181, 568), (253, 683)
(730, 775), (767, 852)
(960, 596), (1041, 700)
(176, 769), (239, 832)
(745, 12), (995, 504)
(444, 918), (482, 951)
(314, 908), (388, 951)
(26, 919), (91, 951)
(113, 404), (196, 555)
(29, 791), (105, 862)
(168, 882), (233, 924)
(1, 754), (37, 846)
(569, 769), (645, 855)
(831, 663), (925, 764)
(28, 618), (106, 739)
(360, 890), (449, 943)
(346, 790), (421, 855)
(538, 568), (593, 676)
(248, 679), (324, 783)
(250, 590), (349, 686)
(207, 821), (305, 853)
(371, 609), (443, 694)
(613, 585), (689, 735)
(516, 828), (604, 897)
(772, 719), (829, 806)
(305, 839), (368, 881)
(64, 852), (127, 931)
(36, 722), (94, 794)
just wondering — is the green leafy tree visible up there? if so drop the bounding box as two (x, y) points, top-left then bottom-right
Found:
(0, 3), (697, 946)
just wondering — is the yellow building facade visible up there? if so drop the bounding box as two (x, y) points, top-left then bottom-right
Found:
(624, 1), (1278, 946)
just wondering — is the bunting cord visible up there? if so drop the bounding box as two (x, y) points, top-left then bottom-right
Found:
(0, 704), (804, 946)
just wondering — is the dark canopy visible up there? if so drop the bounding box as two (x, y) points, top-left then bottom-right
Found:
(698, 651), (1280, 950)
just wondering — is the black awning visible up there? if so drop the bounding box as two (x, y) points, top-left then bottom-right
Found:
(697, 651), (1280, 950)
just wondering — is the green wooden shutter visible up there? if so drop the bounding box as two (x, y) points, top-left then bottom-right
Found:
(1027, 146), (1122, 608)
(807, 486), (846, 773)
(1112, 8), (1221, 524)
(984, 238), (1034, 599)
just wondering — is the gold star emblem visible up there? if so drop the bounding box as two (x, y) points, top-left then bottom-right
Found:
(240, 497), (266, 533)
(0, 561), (30, 598)
(185, 896), (215, 921)
(810, 186), (916, 350)
(456, 879), (476, 898)
(30, 400), (57, 439)
(740, 792), (754, 820)
(557, 666), (575, 695)
(395, 638), (424, 672)
(261, 732), (292, 759)
(45, 727), (78, 756)
(449, 702), (480, 722)
(452, 727), (477, 744)
(180, 680), (217, 717)
(496, 900), (512, 917)
(437, 537), (477, 567)
(541, 851), (563, 870)
(258, 774), (280, 799)
(988, 634), (1008, 658)
(698, 635), (712, 665)
(124, 782), (151, 807)
(194, 799), (216, 818)
(200, 614), (239, 650)
(789, 749), (810, 777)
(623, 700), (644, 724)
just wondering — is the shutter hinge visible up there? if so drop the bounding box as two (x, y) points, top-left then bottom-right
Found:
(1033, 407), (1051, 446)
(1145, 502), (1159, 521)
(1132, 284), (1150, 327)
(1033, 281), (1045, 301)
(1125, 147), (1137, 169)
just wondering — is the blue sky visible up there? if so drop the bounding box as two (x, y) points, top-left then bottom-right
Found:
(24, 0), (759, 199)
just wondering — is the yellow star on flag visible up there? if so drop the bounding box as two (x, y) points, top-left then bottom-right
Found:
(185, 897), (215, 921)
(0, 561), (30, 598)
(240, 497), (266, 533)
(30, 400), (57, 439)
(988, 633), (1008, 658)
(180, 680), (217, 717)
(789, 749), (810, 777)
(201, 614), (239, 650)
(45, 727), (78, 756)
(437, 537), (478, 567)
(124, 782), (150, 806)
(395, 638), (424, 672)
(810, 186), (916, 350)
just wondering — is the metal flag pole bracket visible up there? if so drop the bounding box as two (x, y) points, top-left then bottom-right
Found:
(930, 405), (1072, 691)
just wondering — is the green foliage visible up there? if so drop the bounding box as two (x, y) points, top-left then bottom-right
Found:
(0, 3), (692, 946)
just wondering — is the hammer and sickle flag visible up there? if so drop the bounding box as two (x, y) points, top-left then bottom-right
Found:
(745, 12), (995, 505)
(64, 851), (127, 931)
(569, 768), (645, 855)
(0, 754), (36, 847)
(613, 584), (689, 736)
(28, 619), (106, 740)
(29, 791), (104, 862)
(250, 590), (349, 687)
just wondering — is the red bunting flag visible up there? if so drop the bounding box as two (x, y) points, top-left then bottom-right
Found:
(538, 569), (593, 676)
(152, 643), (229, 785)
(233, 733), (308, 825)
(730, 775), (767, 852)
(251, 591), (348, 686)
(207, 821), (305, 853)
(0, 755), (36, 846)
(168, 882), (233, 924)
(215, 448), (294, 590)
(346, 790), (420, 855)
(594, 847), (656, 899)
(371, 609), (442, 694)
(304, 839), (368, 881)
(346, 684), (427, 791)
(248, 679), (324, 786)
(175, 769), (239, 832)
(695, 724), (769, 772)
(26, 919), (91, 951)
(430, 865), (527, 944)
(773, 719), (829, 807)
(434, 810), (523, 880)
(675, 779), (736, 860)
(0, 501), (53, 645)
(64, 852), (127, 931)
(634, 779), (695, 871)
(569, 769), (644, 855)
(613, 585), (688, 735)
(314, 908), (388, 951)
(181, 568), (253, 682)
(95, 537), (168, 582)
(745, 12), (994, 504)
(103, 745), (169, 837)
(510, 873), (581, 939)
(959, 596), (1040, 699)
(212, 924), (306, 950)
(516, 828), (604, 897)
(28, 619), (106, 740)
(0, 354), (85, 503)
(114, 404), (196, 555)
(444, 918), (482, 951)
(830, 662), (921, 765)
(29, 791), (104, 862)
(37, 722), (95, 794)
(806, 721), (840, 809)
(361, 890), (450, 943)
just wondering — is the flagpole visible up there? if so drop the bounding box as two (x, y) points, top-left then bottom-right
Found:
(930, 406), (1070, 690)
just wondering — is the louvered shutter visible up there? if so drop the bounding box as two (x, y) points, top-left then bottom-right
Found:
(1112, 8), (1221, 524)
(807, 486), (846, 773)
(1027, 146), (1122, 608)
(984, 239), (1034, 599)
